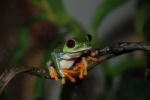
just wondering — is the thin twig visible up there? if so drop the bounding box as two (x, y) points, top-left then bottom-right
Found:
(0, 66), (34, 94)
(0, 42), (149, 93)
(88, 42), (150, 70)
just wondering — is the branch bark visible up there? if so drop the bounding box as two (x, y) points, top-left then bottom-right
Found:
(0, 42), (149, 93)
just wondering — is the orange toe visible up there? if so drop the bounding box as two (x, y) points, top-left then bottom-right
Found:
(84, 69), (87, 76)
(79, 69), (84, 79)
(64, 72), (76, 83)
(63, 69), (75, 74)
(86, 56), (97, 62)
(79, 62), (86, 79)
(51, 68), (59, 80)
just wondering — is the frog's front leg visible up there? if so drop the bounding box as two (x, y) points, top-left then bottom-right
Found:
(47, 61), (59, 80)
(79, 57), (88, 79)
(62, 69), (76, 82)
(76, 53), (98, 78)
(51, 52), (66, 83)
(51, 52), (64, 77)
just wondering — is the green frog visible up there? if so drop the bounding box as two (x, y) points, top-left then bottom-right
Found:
(47, 34), (96, 84)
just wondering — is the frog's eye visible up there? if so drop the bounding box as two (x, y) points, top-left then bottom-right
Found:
(66, 39), (76, 48)
(86, 34), (92, 42)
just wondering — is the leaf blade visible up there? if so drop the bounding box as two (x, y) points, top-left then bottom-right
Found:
(91, 0), (127, 34)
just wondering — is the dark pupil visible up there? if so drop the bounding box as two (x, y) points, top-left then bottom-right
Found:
(67, 39), (75, 48)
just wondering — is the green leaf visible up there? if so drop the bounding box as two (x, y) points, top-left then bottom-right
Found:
(10, 15), (47, 66)
(47, 0), (86, 36)
(102, 57), (147, 76)
(33, 49), (51, 99)
(143, 19), (150, 41)
(37, 0), (71, 25)
(10, 27), (29, 66)
(140, 4), (150, 82)
(118, 78), (150, 100)
(135, 4), (150, 34)
(91, 0), (127, 34)
(34, 78), (44, 99)
(30, 0), (86, 37)
(30, 0), (41, 5)
(47, 0), (70, 22)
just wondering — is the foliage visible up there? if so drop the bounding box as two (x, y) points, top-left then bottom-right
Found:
(4, 0), (150, 100)
(91, 0), (127, 34)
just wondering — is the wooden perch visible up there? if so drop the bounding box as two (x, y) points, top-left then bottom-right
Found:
(0, 42), (150, 93)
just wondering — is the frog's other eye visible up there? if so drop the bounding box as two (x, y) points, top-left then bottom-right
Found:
(66, 39), (76, 48)
(86, 34), (92, 42)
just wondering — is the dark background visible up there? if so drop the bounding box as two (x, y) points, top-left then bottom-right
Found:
(0, 0), (150, 100)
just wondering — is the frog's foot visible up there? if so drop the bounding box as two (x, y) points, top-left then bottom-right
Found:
(79, 61), (87, 79)
(73, 59), (87, 79)
(49, 67), (59, 80)
(62, 68), (76, 83)
(86, 56), (98, 62)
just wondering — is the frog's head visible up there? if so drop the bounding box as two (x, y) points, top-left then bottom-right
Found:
(63, 34), (92, 53)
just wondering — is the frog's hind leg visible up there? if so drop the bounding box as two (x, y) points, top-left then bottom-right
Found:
(86, 52), (98, 62)
(62, 68), (76, 83)
(61, 57), (89, 82)
(86, 56), (97, 62)
(82, 57), (88, 76)
(74, 57), (88, 79)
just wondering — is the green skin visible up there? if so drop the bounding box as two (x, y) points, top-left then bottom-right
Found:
(47, 36), (92, 79)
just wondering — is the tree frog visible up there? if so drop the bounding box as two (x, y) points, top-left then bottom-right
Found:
(47, 34), (96, 84)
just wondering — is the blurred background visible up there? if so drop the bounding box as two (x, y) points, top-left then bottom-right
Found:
(0, 0), (150, 100)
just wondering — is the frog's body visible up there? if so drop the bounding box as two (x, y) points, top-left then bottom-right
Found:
(59, 52), (82, 69)
(50, 50), (84, 76)
(47, 35), (96, 83)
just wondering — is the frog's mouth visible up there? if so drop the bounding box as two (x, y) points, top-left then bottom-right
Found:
(69, 47), (92, 53)
(63, 47), (91, 60)
(63, 52), (81, 59)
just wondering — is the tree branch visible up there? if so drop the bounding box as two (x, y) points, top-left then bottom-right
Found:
(88, 42), (150, 70)
(0, 42), (149, 93)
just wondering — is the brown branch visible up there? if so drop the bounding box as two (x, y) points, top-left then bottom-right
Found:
(88, 42), (150, 70)
(0, 42), (149, 94)
(0, 66), (33, 94)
